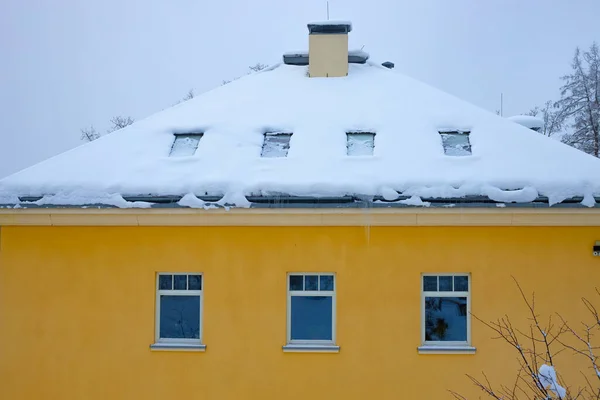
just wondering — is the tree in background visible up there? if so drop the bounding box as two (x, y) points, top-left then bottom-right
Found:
(557, 43), (600, 157)
(222, 63), (269, 85)
(80, 125), (100, 142)
(107, 115), (134, 133)
(80, 63), (266, 141)
(182, 89), (195, 101)
(450, 279), (599, 400)
(526, 100), (564, 138)
(81, 115), (135, 142)
(248, 63), (268, 72)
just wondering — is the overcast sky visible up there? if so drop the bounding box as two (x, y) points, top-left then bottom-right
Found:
(1, 0), (598, 178)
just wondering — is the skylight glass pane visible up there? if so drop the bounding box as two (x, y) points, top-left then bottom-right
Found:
(347, 132), (375, 156)
(440, 132), (471, 156)
(261, 133), (292, 157)
(170, 134), (202, 157)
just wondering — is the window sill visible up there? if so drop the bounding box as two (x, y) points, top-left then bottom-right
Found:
(417, 345), (476, 354)
(282, 344), (340, 353)
(150, 343), (206, 352)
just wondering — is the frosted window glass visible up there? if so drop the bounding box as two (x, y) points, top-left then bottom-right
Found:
(347, 132), (375, 156)
(170, 134), (202, 157)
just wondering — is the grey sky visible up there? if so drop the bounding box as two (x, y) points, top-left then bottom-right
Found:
(1, 0), (598, 178)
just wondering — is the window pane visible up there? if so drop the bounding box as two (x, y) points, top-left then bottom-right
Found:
(425, 297), (467, 342)
(439, 276), (453, 291)
(289, 275), (303, 291)
(347, 132), (375, 156)
(319, 275), (334, 291)
(291, 296), (332, 341)
(454, 276), (468, 292)
(305, 275), (318, 291)
(174, 275), (187, 290)
(261, 134), (292, 158)
(159, 295), (200, 339)
(440, 132), (471, 156)
(423, 276), (437, 291)
(170, 134), (202, 157)
(159, 275), (172, 290)
(188, 275), (202, 291)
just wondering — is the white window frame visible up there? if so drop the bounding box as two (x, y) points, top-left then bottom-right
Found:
(287, 273), (336, 345)
(155, 272), (203, 345)
(421, 273), (471, 347)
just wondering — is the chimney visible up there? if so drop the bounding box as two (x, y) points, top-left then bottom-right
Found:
(307, 21), (352, 78)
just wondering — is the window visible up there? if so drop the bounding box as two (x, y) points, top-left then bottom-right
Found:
(439, 131), (471, 156)
(261, 132), (292, 157)
(285, 273), (338, 352)
(421, 274), (472, 351)
(346, 132), (375, 156)
(152, 273), (204, 350)
(169, 133), (203, 157)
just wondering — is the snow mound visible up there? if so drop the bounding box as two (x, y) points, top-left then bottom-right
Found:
(399, 195), (430, 207)
(538, 364), (566, 398)
(23, 191), (152, 208)
(508, 115), (543, 130)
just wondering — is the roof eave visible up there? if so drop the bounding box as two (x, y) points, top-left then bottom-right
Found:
(2, 195), (598, 209)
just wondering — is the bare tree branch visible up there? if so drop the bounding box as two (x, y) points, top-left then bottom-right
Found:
(107, 115), (134, 133)
(454, 280), (599, 399)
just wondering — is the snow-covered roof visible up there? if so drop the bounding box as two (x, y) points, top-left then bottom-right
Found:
(308, 20), (353, 26)
(507, 115), (544, 130)
(1, 62), (600, 208)
(308, 20), (352, 29)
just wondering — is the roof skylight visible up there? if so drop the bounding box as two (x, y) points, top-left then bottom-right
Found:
(347, 132), (375, 156)
(439, 131), (471, 156)
(169, 133), (203, 157)
(261, 132), (292, 158)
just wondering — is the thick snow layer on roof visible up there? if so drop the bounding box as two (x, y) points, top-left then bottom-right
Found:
(508, 115), (544, 129)
(308, 20), (352, 27)
(1, 62), (600, 207)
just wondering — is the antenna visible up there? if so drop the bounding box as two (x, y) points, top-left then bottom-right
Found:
(327, 1), (330, 20)
(500, 93), (504, 117)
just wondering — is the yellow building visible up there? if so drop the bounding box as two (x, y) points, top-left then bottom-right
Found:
(1, 21), (600, 400)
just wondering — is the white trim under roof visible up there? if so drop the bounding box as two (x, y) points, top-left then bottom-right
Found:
(2, 207), (600, 226)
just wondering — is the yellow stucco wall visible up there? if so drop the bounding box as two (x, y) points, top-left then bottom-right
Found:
(0, 225), (598, 399)
(309, 34), (349, 77)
